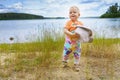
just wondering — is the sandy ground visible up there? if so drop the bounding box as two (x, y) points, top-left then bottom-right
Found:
(0, 44), (120, 80)
(0, 52), (120, 80)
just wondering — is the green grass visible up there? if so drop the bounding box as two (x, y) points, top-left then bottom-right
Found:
(82, 38), (120, 58)
(0, 37), (119, 71)
(0, 33), (64, 73)
(0, 36), (120, 64)
(0, 29), (120, 79)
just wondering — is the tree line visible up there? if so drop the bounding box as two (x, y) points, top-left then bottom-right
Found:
(0, 13), (44, 20)
(0, 13), (65, 20)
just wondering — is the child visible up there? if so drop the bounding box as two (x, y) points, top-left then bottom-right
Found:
(62, 6), (83, 71)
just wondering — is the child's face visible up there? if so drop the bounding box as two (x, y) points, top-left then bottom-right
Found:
(69, 8), (80, 21)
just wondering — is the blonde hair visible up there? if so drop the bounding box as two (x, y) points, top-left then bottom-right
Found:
(69, 6), (80, 13)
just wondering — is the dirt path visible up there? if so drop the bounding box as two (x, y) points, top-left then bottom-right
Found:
(48, 57), (120, 80)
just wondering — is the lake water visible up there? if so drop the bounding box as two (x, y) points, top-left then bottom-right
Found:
(0, 18), (120, 43)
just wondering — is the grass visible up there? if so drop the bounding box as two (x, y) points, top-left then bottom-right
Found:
(0, 29), (120, 79)
(82, 38), (120, 58)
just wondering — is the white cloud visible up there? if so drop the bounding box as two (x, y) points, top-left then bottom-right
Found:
(0, 2), (23, 13)
(10, 2), (23, 9)
(46, 0), (56, 3)
(44, 0), (119, 17)
(0, 9), (6, 13)
(0, 0), (119, 17)
(103, 0), (120, 4)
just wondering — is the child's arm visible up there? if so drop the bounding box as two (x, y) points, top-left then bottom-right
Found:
(64, 28), (79, 38)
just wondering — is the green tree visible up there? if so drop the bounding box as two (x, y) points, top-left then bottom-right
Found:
(100, 3), (120, 18)
(107, 3), (118, 13)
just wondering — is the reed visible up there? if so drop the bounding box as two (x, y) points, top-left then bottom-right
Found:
(82, 38), (120, 58)
(0, 27), (120, 80)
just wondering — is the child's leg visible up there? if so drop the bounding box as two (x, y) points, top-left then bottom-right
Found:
(73, 51), (81, 71)
(63, 46), (72, 62)
(73, 42), (81, 65)
(62, 39), (72, 62)
(74, 52), (81, 64)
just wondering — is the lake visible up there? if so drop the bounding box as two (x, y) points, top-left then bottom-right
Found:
(0, 18), (120, 43)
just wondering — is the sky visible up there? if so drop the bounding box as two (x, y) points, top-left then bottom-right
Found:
(0, 0), (120, 17)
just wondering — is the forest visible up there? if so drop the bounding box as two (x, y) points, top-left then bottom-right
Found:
(0, 13), (44, 20)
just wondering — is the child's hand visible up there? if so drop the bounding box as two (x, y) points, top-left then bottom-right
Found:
(70, 33), (80, 40)
(64, 28), (80, 40)
(71, 33), (79, 38)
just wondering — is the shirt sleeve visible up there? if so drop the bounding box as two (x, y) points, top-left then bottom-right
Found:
(64, 21), (70, 30)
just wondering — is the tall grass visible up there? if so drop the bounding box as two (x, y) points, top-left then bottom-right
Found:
(0, 28), (120, 66)
(82, 38), (120, 58)
(0, 26), (120, 80)
(81, 38), (120, 80)
(0, 26), (64, 72)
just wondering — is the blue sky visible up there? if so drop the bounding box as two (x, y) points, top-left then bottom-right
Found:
(0, 0), (120, 17)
